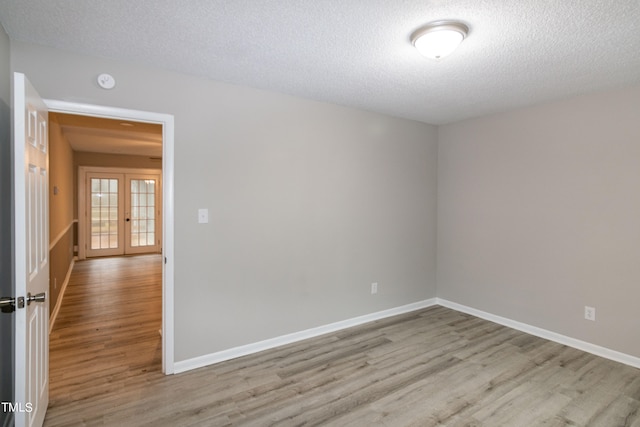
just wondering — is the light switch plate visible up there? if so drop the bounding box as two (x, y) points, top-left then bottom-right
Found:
(198, 208), (209, 224)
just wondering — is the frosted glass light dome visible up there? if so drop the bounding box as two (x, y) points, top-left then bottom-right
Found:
(412, 21), (469, 60)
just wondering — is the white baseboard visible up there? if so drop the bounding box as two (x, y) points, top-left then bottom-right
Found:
(49, 258), (75, 334)
(174, 298), (438, 374)
(436, 298), (640, 370)
(174, 296), (640, 375)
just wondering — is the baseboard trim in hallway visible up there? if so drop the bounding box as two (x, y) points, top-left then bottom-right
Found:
(48, 258), (75, 334)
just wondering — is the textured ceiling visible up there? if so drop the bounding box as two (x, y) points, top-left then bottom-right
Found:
(2, 0), (640, 124)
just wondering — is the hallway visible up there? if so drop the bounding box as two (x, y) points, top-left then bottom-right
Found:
(46, 255), (162, 425)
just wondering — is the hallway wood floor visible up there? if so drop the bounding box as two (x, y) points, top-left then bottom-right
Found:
(46, 256), (640, 426)
(46, 255), (163, 426)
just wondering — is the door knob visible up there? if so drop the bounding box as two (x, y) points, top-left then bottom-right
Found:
(27, 292), (46, 306)
(1, 296), (25, 313)
(0, 296), (15, 313)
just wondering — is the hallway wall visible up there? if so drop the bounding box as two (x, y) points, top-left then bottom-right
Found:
(48, 116), (75, 317)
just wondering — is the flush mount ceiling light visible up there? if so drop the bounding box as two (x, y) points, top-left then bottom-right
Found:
(412, 21), (469, 60)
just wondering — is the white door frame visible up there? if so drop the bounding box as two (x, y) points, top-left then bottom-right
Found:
(45, 99), (175, 374)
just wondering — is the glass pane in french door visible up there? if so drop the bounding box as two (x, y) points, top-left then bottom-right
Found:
(130, 178), (156, 248)
(90, 178), (119, 249)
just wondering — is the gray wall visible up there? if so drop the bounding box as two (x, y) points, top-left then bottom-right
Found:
(11, 41), (439, 362)
(0, 23), (13, 425)
(13, 36), (638, 369)
(438, 85), (640, 358)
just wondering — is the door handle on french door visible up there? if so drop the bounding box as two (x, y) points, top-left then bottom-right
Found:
(126, 218), (130, 222)
(27, 292), (46, 305)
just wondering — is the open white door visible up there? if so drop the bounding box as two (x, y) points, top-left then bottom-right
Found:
(13, 73), (49, 427)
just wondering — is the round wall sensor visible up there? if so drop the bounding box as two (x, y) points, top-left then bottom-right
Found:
(97, 73), (116, 89)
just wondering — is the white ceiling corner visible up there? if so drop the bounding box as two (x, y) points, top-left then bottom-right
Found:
(1, 0), (640, 125)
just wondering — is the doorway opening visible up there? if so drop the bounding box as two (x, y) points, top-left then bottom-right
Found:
(44, 100), (174, 375)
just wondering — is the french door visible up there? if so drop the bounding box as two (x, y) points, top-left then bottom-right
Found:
(84, 169), (161, 258)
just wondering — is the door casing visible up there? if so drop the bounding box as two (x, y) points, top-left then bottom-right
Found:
(45, 99), (175, 374)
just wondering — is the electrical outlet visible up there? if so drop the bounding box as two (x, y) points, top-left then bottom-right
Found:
(371, 282), (378, 294)
(584, 306), (596, 321)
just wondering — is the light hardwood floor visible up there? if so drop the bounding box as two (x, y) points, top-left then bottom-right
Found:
(46, 256), (640, 426)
